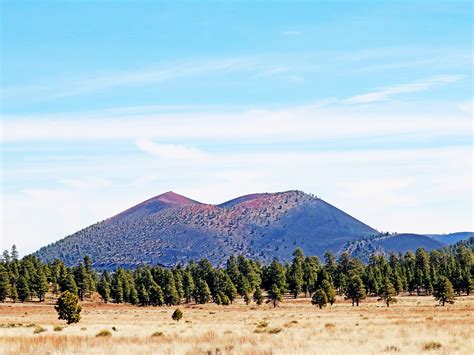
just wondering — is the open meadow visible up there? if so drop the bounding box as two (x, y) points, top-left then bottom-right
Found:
(0, 295), (472, 355)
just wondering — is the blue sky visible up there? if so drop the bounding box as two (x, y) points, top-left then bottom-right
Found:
(1, 1), (472, 255)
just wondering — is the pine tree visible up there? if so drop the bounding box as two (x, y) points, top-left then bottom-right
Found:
(163, 270), (180, 306)
(2, 250), (10, 264)
(415, 248), (432, 295)
(32, 268), (49, 301)
(266, 259), (286, 298)
(380, 277), (396, 307)
(83, 256), (96, 292)
(111, 273), (124, 303)
(302, 256), (318, 296)
(149, 284), (164, 306)
(193, 279), (211, 304)
(17, 275), (30, 302)
(64, 273), (79, 295)
(11, 245), (19, 261)
(0, 264), (11, 302)
(287, 248), (304, 298)
(253, 287), (264, 305)
(10, 283), (18, 303)
(97, 274), (111, 303)
(182, 270), (195, 303)
(129, 284), (139, 305)
(223, 273), (238, 303)
(138, 284), (149, 306)
(267, 283), (282, 307)
(433, 277), (455, 306)
(346, 275), (366, 306)
(311, 289), (328, 309)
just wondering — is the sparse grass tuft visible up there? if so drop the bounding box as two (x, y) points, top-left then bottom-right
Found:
(422, 342), (442, 351)
(96, 330), (112, 337)
(325, 323), (336, 329)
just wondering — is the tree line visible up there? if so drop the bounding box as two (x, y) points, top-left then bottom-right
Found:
(0, 239), (472, 309)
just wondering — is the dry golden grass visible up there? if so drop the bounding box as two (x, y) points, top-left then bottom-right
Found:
(0, 295), (473, 354)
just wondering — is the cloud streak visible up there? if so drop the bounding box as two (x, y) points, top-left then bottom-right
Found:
(345, 75), (463, 104)
(2, 101), (470, 143)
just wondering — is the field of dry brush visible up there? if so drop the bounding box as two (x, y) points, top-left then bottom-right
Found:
(0, 295), (472, 354)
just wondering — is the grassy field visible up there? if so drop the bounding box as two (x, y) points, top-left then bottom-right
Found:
(0, 295), (472, 354)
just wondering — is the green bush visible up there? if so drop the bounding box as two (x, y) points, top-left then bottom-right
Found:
(53, 325), (64, 332)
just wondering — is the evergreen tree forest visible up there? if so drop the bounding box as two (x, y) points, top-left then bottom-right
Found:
(0, 238), (472, 308)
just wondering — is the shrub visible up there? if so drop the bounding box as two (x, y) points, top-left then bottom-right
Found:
(111, 326), (118, 332)
(53, 325), (64, 332)
(172, 308), (183, 321)
(422, 342), (442, 351)
(324, 323), (335, 329)
(33, 326), (47, 334)
(96, 329), (112, 337)
(383, 345), (400, 352)
(151, 331), (164, 337)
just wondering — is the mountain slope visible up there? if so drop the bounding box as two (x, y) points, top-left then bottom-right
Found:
(426, 232), (473, 245)
(34, 190), (378, 268)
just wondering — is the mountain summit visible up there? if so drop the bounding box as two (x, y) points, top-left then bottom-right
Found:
(111, 191), (201, 220)
(35, 190), (381, 268)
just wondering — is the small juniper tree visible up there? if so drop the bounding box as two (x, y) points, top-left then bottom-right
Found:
(433, 276), (455, 306)
(172, 308), (183, 321)
(311, 289), (328, 309)
(55, 291), (82, 324)
(321, 279), (336, 305)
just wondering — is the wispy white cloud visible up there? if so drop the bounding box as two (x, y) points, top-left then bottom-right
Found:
(1, 57), (258, 101)
(345, 75), (463, 104)
(135, 139), (209, 161)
